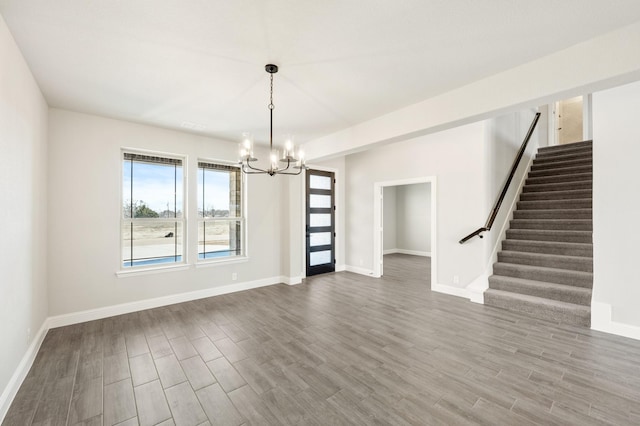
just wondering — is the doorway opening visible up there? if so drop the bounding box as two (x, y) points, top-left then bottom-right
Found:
(373, 177), (436, 289)
(554, 95), (592, 145)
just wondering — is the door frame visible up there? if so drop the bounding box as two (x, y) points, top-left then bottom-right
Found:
(373, 176), (437, 287)
(550, 94), (593, 146)
(300, 164), (341, 279)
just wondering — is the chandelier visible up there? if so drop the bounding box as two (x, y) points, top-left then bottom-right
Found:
(238, 64), (307, 176)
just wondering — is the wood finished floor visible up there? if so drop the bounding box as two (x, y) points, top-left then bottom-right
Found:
(4, 254), (640, 425)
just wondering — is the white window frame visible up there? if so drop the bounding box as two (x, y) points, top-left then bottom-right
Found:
(120, 149), (187, 272)
(196, 159), (246, 264)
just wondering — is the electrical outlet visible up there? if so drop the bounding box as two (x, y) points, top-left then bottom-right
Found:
(359, 259), (364, 266)
(453, 275), (459, 284)
(232, 272), (237, 281)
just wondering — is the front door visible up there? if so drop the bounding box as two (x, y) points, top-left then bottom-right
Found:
(305, 169), (335, 276)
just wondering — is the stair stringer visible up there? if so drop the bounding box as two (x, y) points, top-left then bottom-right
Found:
(467, 142), (541, 304)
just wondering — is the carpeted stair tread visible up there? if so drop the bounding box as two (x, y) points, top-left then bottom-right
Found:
(526, 172), (592, 186)
(493, 262), (592, 288)
(533, 151), (592, 164)
(484, 289), (591, 327)
(536, 147), (592, 160)
(522, 180), (591, 193)
(517, 198), (592, 210)
(509, 219), (592, 231)
(530, 158), (592, 171)
(501, 239), (592, 257)
(537, 140), (592, 153)
(505, 229), (592, 244)
(498, 250), (593, 272)
(513, 208), (592, 220)
(527, 164), (592, 178)
(520, 189), (592, 201)
(485, 140), (593, 327)
(488, 275), (592, 305)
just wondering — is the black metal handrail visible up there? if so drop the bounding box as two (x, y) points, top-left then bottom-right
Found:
(459, 112), (541, 244)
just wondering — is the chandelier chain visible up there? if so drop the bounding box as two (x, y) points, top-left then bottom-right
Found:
(269, 73), (274, 110)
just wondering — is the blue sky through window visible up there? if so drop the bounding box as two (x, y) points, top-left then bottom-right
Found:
(199, 169), (231, 215)
(123, 160), (183, 215)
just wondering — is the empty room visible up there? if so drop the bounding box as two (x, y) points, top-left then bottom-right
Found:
(3, 1), (640, 425)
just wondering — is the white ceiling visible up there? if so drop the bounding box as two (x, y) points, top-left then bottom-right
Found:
(2, 1), (640, 146)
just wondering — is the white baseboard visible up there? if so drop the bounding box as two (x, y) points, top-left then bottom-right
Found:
(0, 320), (49, 422)
(591, 302), (640, 341)
(345, 265), (374, 276)
(281, 275), (302, 286)
(336, 264), (346, 272)
(431, 283), (469, 299)
(466, 274), (489, 304)
(48, 276), (283, 329)
(383, 249), (431, 257)
(1, 275), (286, 422)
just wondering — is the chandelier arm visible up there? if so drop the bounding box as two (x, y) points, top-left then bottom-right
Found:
(242, 161), (268, 174)
(279, 158), (291, 172)
(275, 167), (304, 176)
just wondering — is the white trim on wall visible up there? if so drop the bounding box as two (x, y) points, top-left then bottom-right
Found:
(431, 283), (470, 299)
(0, 321), (48, 423)
(592, 302), (640, 341)
(383, 249), (431, 257)
(47, 276), (286, 329)
(345, 265), (375, 276)
(0, 274), (297, 423)
(469, 151), (539, 304)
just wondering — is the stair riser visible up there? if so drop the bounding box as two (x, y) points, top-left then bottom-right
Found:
(502, 241), (593, 257)
(530, 160), (592, 172)
(493, 264), (592, 288)
(517, 199), (592, 210)
(484, 292), (590, 327)
(528, 166), (592, 178)
(520, 190), (591, 201)
(533, 153), (592, 166)
(510, 220), (592, 231)
(506, 230), (592, 244)
(513, 209), (592, 220)
(488, 277), (592, 305)
(522, 181), (592, 193)
(526, 173), (592, 185)
(498, 252), (593, 272)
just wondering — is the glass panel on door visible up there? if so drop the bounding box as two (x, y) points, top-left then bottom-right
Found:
(309, 232), (331, 247)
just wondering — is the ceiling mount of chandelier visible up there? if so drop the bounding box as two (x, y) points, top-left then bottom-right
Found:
(238, 64), (307, 176)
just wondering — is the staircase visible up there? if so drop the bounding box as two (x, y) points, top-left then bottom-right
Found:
(484, 140), (593, 327)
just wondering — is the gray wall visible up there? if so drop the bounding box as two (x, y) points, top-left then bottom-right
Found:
(383, 186), (397, 251)
(396, 183), (431, 254)
(47, 109), (285, 316)
(592, 80), (640, 327)
(0, 15), (49, 407)
(345, 122), (487, 287)
(484, 109), (542, 266)
(384, 184), (431, 254)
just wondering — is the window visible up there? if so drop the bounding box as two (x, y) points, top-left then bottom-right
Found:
(198, 162), (244, 260)
(122, 152), (184, 268)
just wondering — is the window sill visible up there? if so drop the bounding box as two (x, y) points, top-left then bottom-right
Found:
(195, 256), (249, 268)
(116, 263), (191, 278)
